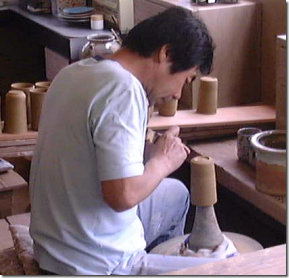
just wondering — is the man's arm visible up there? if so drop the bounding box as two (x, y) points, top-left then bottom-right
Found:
(101, 126), (190, 212)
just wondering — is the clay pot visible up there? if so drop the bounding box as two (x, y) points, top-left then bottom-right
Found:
(4, 90), (28, 134)
(251, 130), (286, 196)
(11, 82), (34, 125)
(35, 81), (51, 90)
(237, 127), (262, 166)
(158, 99), (178, 117)
(30, 87), (47, 131)
(197, 76), (218, 114)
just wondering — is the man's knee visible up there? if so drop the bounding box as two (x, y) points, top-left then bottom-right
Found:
(159, 178), (190, 209)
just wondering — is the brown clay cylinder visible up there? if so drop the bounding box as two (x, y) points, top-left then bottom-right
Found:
(197, 76), (218, 114)
(190, 156), (217, 206)
(11, 82), (34, 125)
(35, 81), (51, 90)
(30, 87), (47, 131)
(4, 90), (28, 134)
(158, 99), (178, 116)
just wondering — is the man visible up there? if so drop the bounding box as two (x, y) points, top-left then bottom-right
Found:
(29, 6), (223, 275)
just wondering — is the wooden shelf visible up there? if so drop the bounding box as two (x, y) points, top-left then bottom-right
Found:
(148, 105), (275, 130)
(0, 131), (37, 158)
(188, 137), (286, 225)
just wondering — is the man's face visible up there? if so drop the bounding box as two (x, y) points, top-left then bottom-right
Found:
(146, 64), (198, 106)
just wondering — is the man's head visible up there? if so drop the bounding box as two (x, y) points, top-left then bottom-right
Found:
(122, 6), (214, 75)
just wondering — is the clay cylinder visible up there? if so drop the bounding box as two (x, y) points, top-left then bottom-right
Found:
(158, 99), (178, 116)
(190, 156), (217, 206)
(35, 81), (51, 90)
(197, 76), (218, 114)
(4, 90), (28, 134)
(11, 82), (34, 125)
(30, 87), (47, 131)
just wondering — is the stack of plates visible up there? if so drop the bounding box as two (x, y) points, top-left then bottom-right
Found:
(57, 6), (95, 23)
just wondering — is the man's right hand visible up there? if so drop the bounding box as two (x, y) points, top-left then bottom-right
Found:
(151, 126), (190, 175)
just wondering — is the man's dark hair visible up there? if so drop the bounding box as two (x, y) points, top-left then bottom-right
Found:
(122, 6), (214, 74)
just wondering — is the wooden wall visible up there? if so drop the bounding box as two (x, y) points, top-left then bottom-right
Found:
(247, 0), (286, 104)
(134, 0), (287, 109)
(134, 0), (262, 109)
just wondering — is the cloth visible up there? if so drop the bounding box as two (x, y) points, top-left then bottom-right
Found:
(29, 58), (148, 275)
(180, 234), (239, 258)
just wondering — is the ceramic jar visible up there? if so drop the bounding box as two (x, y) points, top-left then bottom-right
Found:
(237, 127), (262, 165)
(10, 82), (34, 125)
(80, 32), (121, 59)
(4, 90), (28, 134)
(251, 130), (286, 196)
(30, 87), (47, 131)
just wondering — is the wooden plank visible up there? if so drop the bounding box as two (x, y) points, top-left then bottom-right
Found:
(0, 170), (27, 192)
(0, 218), (13, 250)
(148, 105), (275, 130)
(163, 244), (286, 275)
(0, 131), (38, 142)
(6, 212), (31, 227)
(188, 138), (286, 225)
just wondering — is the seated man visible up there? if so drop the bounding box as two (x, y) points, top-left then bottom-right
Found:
(29, 6), (227, 275)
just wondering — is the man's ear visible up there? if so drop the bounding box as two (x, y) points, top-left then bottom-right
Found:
(157, 44), (170, 63)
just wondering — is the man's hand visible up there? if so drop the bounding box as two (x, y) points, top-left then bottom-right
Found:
(146, 126), (190, 175)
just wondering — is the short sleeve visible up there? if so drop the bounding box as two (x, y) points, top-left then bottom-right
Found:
(91, 87), (147, 181)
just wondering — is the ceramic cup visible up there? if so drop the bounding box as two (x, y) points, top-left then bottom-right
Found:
(30, 87), (47, 131)
(197, 76), (218, 114)
(11, 82), (34, 126)
(35, 81), (51, 90)
(237, 127), (262, 164)
(158, 99), (178, 117)
(4, 90), (28, 134)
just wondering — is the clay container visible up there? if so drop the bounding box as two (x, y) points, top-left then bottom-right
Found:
(4, 90), (28, 134)
(11, 82), (34, 125)
(197, 76), (218, 114)
(158, 99), (178, 117)
(30, 87), (47, 131)
(35, 81), (51, 90)
(237, 127), (262, 165)
(190, 156), (217, 206)
(251, 130), (286, 196)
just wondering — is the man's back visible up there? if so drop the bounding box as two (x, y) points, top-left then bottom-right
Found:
(29, 58), (148, 275)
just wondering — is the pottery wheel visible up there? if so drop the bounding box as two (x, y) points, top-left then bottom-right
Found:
(150, 232), (263, 256)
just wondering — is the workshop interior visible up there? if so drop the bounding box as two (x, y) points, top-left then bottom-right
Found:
(0, 0), (286, 275)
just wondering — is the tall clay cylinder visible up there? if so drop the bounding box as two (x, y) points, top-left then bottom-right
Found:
(190, 156), (217, 206)
(197, 76), (218, 114)
(30, 87), (47, 131)
(4, 90), (28, 134)
(11, 82), (34, 125)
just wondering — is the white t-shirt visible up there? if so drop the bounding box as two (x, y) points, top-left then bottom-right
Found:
(29, 58), (148, 275)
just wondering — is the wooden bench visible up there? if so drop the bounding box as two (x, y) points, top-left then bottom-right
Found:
(0, 170), (29, 218)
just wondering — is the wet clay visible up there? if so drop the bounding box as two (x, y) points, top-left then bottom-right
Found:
(190, 156), (217, 206)
(256, 160), (286, 195)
